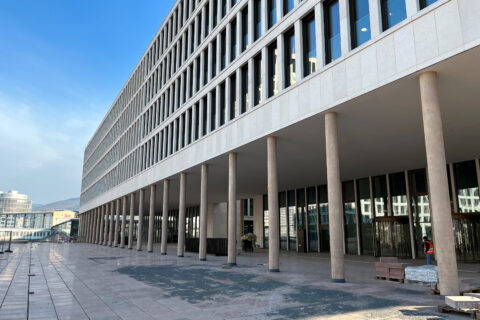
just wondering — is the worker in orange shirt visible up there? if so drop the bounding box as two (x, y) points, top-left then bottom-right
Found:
(423, 236), (434, 265)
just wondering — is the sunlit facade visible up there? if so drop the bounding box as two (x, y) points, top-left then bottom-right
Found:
(80, 0), (480, 270)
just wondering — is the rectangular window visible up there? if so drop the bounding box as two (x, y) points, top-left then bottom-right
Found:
(204, 3), (210, 38)
(242, 7), (249, 52)
(303, 13), (317, 77)
(287, 190), (296, 250)
(357, 178), (373, 255)
(254, 0), (262, 41)
(180, 113), (185, 149)
(197, 14), (202, 46)
(381, 0), (407, 31)
(190, 22), (195, 54)
(203, 49), (209, 85)
(241, 64), (248, 113)
(279, 192), (287, 249)
(221, 29), (227, 70)
(268, 42), (278, 98)
(194, 103), (200, 140)
(210, 91), (216, 132)
(283, 0), (294, 15)
(350, 0), (371, 49)
(175, 119), (179, 152)
(267, 0), (276, 29)
(230, 74), (237, 120)
(389, 172), (408, 216)
(195, 57), (201, 91)
(220, 82), (226, 126)
(186, 109), (192, 145)
(212, 39), (217, 78)
(231, 20), (237, 61)
(420, 0), (437, 9)
(222, 0), (227, 18)
(343, 181), (357, 254)
(284, 29), (296, 88)
(454, 160), (480, 213)
(213, 0), (218, 27)
(325, 0), (341, 63)
(202, 97), (208, 136)
(253, 54), (262, 106)
(372, 175), (388, 217)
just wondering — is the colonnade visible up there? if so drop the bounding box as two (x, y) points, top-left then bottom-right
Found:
(79, 71), (459, 296)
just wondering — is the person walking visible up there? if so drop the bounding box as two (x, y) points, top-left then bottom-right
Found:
(423, 236), (434, 265)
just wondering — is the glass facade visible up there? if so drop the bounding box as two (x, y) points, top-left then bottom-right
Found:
(254, 54), (262, 106)
(287, 190), (296, 250)
(343, 181), (358, 254)
(268, 42), (279, 98)
(254, 0), (262, 41)
(283, 0), (294, 15)
(241, 64), (249, 113)
(325, 0), (341, 63)
(230, 74), (237, 120)
(279, 192), (287, 249)
(381, 0), (407, 31)
(373, 175), (388, 217)
(420, 0), (437, 9)
(268, 0), (276, 29)
(350, 0), (371, 49)
(357, 178), (373, 255)
(231, 20), (237, 61)
(454, 161), (480, 213)
(306, 187), (318, 252)
(242, 7), (249, 52)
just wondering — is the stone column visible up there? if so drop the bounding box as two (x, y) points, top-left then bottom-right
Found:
(161, 179), (170, 255)
(103, 203), (109, 245)
(419, 71), (459, 296)
(109, 201), (115, 246)
(114, 199), (120, 247)
(267, 137), (280, 272)
(325, 112), (345, 282)
(177, 173), (187, 257)
(98, 205), (104, 245)
(228, 152), (237, 266)
(120, 196), (127, 248)
(128, 193), (135, 249)
(148, 184), (156, 252)
(137, 189), (145, 251)
(199, 164), (208, 261)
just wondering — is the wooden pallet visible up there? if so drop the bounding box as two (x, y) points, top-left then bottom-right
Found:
(375, 276), (404, 283)
(438, 305), (479, 319)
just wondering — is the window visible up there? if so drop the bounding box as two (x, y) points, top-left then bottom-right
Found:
(357, 178), (373, 255)
(254, 0), (262, 41)
(240, 64), (248, 113)
(268, 0), (277, 29)
(284, 29), (296, 88)
(287, 190), (296, 250)
(268, 42), (278, 98)
(221, 29), (227, 70)
(186, 109), (192, 145)
(303, 13), (317, 77)
(283, 0), (294, 15)
(202, 97), (208, 136)
(389, 172), (408, 216)
(420, 0), (437, 9)
(222, 0), (227, 18)
(212, 39), (217, 78)
(381, 0), (406, 31)
(194, 103), (200, 140)
(231, 20), (237, 61)
(350, 0), (371, 49)
(204, 3), (210, 38)
(203, 49), (209, 85)
(241, 64), (249, 113)
(325, 0), (341, 63)
(242, 7), (249, 52)
(343, 181), (357, 254)
(213, 0), (218, 27)
(210, 91), (216, 132)
(220, 82), (226, 126)
(197, 14), (202, 46)
(230, 74), (237, 120)
(454, 161), (480, 213)
(372, 175), (388, 217)
(253, 54), (262, 106)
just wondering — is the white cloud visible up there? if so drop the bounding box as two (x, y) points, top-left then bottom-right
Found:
(0, 92), (99, 204)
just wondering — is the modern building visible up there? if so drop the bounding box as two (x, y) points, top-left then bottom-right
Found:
(0, 190), (32, 213)
(79, 0), (480, 296)
(0, 210), (77, 241)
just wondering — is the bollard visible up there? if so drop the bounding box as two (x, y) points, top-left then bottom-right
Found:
(5, 231), (12, 253)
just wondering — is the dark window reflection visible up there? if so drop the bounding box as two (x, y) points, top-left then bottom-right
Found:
(381, 0), (407, 31)
(303, 13), (317, 77)
(350, 0), (371, 49)
(454, 161), (480, 213)
(325, 0), (341, 63)
(420, 0), (437, 9)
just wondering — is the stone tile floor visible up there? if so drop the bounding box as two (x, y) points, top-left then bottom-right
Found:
(0, 242), (478, 319)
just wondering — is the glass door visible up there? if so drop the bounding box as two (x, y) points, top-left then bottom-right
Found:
(409, 169), (432, 258)
(296, 189), (307, 252)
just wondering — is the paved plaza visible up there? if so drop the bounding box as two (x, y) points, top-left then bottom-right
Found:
(0, 243), (478, 319)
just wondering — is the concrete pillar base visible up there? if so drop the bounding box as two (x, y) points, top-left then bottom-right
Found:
(332, 279), (346, 283)
(269, 269), (280, 273)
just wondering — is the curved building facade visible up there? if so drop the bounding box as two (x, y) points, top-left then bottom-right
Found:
(80, 0), (480, 295)
(0, 190), (32, 213)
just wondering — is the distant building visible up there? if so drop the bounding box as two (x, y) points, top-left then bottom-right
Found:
(0, 190), (32, 213)
(0, 210), (77, 241)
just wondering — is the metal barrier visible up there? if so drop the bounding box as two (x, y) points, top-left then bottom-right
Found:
(0, 231), (13, 253)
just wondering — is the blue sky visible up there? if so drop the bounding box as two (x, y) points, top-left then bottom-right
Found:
(0, 0), (176, 204)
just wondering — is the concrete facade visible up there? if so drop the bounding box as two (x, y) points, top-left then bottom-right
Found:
(79, 0), (480, 296)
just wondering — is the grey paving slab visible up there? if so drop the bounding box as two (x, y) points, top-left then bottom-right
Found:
(0, 242), (476, 319)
